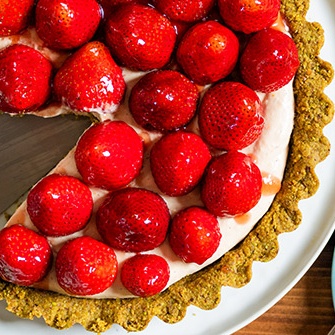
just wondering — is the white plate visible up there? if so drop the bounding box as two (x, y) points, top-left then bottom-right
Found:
(1, 1), (335, 334)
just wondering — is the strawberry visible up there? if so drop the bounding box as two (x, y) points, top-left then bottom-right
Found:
(218, 0), (281, 34)
(27, 174), (93, 237)
(35, 0), (102, 50)
(55, 236), (118, 296)
(198, 81), (264, 151)
(96, 188), (170, 252)
(150, 131), (211, 196)
(53, 41), (126, 113)
(176, 20), (239, 85)
(74, 120), (143, 190)
(169, 206), (221, 264)
(129, 70), (200, 132)
(152, 0), (215, 23)
(104, 4), (177, 71)
(201, 151), (262, 217)
(99, 0), (148, 19)
(121, 254), (170, 297)
(0, 44), (52, 114)
(240, 28), (300, 93)
(0, 0), (34, 36)
(0, 225), (52, 286)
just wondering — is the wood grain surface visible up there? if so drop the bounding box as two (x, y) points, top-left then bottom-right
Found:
(235, 232), (335, 335)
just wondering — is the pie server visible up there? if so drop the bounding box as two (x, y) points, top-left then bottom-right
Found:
(0, 113), (92, 214)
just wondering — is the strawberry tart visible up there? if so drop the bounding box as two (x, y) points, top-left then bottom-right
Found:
(0, 0), (333, 332)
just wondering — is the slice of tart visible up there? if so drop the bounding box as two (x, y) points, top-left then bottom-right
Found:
(0, 0), (333, 333)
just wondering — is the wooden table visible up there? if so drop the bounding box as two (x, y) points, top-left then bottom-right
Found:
(235, 232), (335, 334)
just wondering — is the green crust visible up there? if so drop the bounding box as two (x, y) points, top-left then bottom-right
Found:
(0, 0), (334, 332)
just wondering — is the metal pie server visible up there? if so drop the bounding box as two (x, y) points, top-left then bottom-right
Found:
(0, 113), (92, 214)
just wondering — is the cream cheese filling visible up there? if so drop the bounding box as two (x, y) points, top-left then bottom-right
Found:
(0, 22), (295, 298)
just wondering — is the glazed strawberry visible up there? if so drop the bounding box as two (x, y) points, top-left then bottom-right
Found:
(0, 225), (52, 286)
(0, 44), (52, 114)
(0, 0), (34, 36)
(150, 131), (211, 196)
(152, 0), (215, 23)
(121, 254), (170, 297)
(169, 206), (221, 264)
(54, 41), (125, 113)
(27, 174), (93, 237)
(55, 236), (118, 296)
(218, 0), (281, 34)
(129, 70), (200, 132)
(105, 4), (177, 71)
(96, 188), (170, 252)
(198, 81), (264, 151)
(99, 0), (148, 19)
(240, 28), (300, 93)
(201, 151), (262, 217)
(75, 120), (143, 190)
(35, 0), (102, 50)
(176, 20), (239, 85)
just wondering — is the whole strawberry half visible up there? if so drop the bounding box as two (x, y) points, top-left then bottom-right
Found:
(54, 41), (125, 113)
(0, 0), (34, 36)
(152, 0), (215, 23)
(176, 20), (239, 85)
(55, 236), (118, 296)
(129, 70), (200, 132)
(0, 225), (52, 286)
(150, 131), (211, 196)
(240, 28), (300, 93)
(54, 41), (126, 113)
(35, 0), (102, 50)
(201, 151), (262, 217)
(169, 206), (221, 264)
(121, 254), (170, 297)
(0, 44), (52, 114)
(96, 188), (170, 252)
(74, 120), (143, 190)
(218, 0), (281, 34)
(105, 4), (177, 71)
(198, 81), (264, 151)
(27, 174), (93, 237)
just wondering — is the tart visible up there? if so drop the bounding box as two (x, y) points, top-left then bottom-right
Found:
(0, 0), (334, 333)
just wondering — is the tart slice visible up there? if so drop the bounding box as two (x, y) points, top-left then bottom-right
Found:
(0, 0), (333, 333)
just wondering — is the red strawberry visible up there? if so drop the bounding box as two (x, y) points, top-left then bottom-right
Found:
(129, 70), (200, 132)
(54, 41), (126, 113)
(240, 28), (300, 93)
(176, 20), (239, 85)
(35, 0), (102, 50)
(74, 120), (143, 190)
(152, 0), (215, 23)
(0, 44), (52, 114)
(121, 254), (170, 298)
(0, 0), (34, 36)
(150, 131), (211, 196)
(96, 188), (170, 252)
(201, 151), (262, 217)
(27, 174), (93, 237)
(0, 225), (52, 286)
(169, 206), (221, 264)
(198, 81), (264, 151)
(55, 236), (118, 296)
(218, 0), (281, 34)
(104, 4), (177, 71)
(99, 0), (148, 19)
(121, 254), (170, 297)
